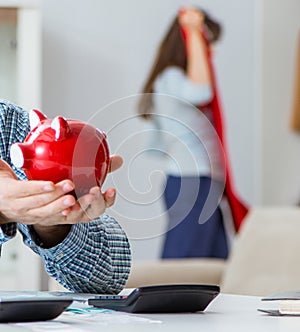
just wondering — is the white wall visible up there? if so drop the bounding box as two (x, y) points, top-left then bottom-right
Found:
(260, 0), (300, 205)
(40, 0), (300, 260)
(0, 19), (17, 101)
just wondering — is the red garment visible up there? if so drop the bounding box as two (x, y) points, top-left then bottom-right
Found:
(207, 62), (248, 231)
(181, 27), (249, 231)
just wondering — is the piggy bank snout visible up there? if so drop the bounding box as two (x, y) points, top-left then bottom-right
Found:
(10, 143), (31, 168)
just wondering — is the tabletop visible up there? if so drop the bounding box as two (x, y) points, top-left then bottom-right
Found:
(1, 293), (299, 332)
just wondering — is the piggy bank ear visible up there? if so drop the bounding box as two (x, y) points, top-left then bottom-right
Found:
(29, 109), (47, 130)
(51, 116), (71, 140)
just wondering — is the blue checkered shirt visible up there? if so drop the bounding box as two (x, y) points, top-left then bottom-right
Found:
(0, 100), (131, 293)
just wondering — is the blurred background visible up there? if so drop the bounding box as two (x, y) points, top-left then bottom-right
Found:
(0, 0), (300, 290)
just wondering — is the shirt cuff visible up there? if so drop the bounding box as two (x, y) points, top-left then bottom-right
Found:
(35, 223), (89, 264)
(0, 223), (17, 243)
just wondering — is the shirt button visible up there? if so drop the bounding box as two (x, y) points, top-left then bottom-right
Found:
(55, 253), (64, 259)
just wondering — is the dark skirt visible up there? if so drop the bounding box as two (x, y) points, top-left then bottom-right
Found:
(161, 175), (228, 259)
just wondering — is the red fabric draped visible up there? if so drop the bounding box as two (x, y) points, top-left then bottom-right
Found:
(181, 27), (249, 231)
(208, 62), (248, 231)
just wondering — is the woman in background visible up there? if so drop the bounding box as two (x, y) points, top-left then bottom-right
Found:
(138, 7), (248, 259)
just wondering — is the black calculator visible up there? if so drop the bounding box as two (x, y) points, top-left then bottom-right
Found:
(88, 284), (220, 313)
(0, 295), (72, 322)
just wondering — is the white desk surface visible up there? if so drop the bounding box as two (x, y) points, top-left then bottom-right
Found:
(2, 293), (299, 331)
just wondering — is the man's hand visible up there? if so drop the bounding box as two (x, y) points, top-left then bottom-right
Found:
(0, 155), (123, 247)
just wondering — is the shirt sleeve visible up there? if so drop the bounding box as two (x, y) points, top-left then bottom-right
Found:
(18, 214), (131, 294)
(0, 100), (30, 169)
(154, 67), (213, 105)
(0, 100), (29, 248)
(0, 223), (17, 250)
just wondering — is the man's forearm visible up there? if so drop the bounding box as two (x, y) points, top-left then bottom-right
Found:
(0, 212), (10, 224)
(32, 224), (72, 248)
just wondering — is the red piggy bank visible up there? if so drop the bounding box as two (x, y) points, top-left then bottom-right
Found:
(10, 109), (110, 198)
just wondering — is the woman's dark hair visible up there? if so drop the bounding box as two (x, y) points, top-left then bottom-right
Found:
(202, 9), (222, 44)
(138, 8), (222, 119)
